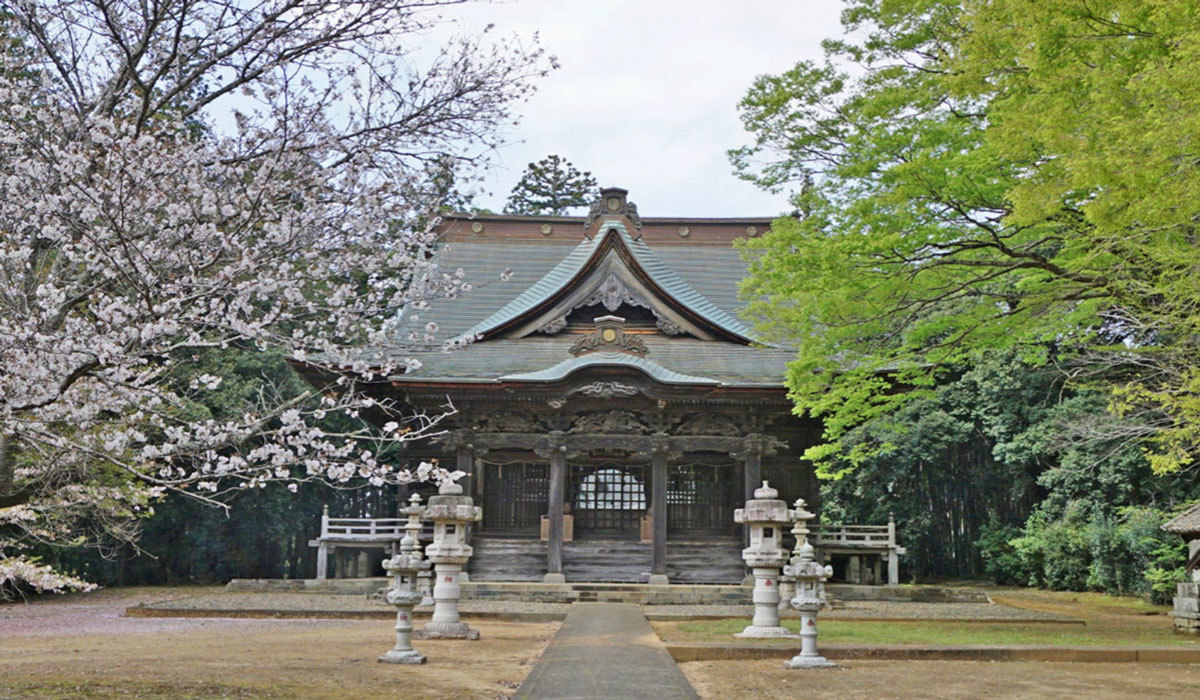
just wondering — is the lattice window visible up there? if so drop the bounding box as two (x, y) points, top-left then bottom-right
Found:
(571, 465), (647, 536)
(668, 464), (735, 534)
(481, 462), (548, 533)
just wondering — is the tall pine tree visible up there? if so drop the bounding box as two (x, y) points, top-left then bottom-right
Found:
(504, 155), (599, 215)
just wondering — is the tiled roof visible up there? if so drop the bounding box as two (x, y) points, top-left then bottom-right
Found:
(1163, 503), (1200, 535)
(390, 336), (794, 387)
(385, 216), (790, 389)
(451, 220), (757, 344)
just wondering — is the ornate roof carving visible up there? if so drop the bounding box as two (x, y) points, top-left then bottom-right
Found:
(473, 410), (544, 433)
(584, 273), (640, 313)
(572, 381), (640, 398)
(536, 315), (568, 334)
(569, 316), (648, 357)
(675, 413), (742, 437)
(585, 187), (642, 232)
(570, 410), (649, 434)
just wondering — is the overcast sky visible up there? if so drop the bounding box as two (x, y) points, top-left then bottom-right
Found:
(438, 0), (846, 217)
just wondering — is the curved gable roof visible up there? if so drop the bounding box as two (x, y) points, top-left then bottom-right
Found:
(452, 220), (759, 345)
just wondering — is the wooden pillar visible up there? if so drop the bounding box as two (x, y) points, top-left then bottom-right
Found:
(649, 433), (670, 584)
(743, 449), (761, 505)
(537, 431), (569, 583)
(738, 434), (767, 546)
(456, 441), (475, 498)
(456, 441), (476, 544)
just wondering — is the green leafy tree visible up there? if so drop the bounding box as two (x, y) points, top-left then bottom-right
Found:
(731, 0), (1200, 475)
(504, 155), (599, 215)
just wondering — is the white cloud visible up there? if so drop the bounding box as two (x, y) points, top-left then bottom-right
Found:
(440, 0), (845, 216)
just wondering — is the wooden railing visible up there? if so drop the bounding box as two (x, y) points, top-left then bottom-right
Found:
(811, 522), (898, 549)
(321, 516), (406, 541)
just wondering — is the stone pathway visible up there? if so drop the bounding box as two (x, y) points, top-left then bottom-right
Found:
(514, 602), (699, 700)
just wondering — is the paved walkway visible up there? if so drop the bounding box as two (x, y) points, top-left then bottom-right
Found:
(514, 602), (700, 700)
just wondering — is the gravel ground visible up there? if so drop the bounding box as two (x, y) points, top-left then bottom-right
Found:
(136, 590), (575, 616)
(2, 588), (558, 700)
(0, 588), (354, 637)
(118, 590), (1069, 622)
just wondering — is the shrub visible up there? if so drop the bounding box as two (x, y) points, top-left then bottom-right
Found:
(980, 502), (1189, 601)
(976, 520), (1029, 585)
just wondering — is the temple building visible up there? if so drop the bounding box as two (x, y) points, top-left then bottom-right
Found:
(337, 188), (829, 584)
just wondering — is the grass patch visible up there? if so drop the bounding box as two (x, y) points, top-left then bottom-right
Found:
(655, 617), (1200, 647)
(0, 680), (278, 700)
(994, 589), (1169, 615)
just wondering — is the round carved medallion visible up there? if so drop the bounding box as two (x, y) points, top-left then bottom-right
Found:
(746, 226), (758, 237)
(678, 226), (690, 237)
(602, 328), (617, 342)
(606, 197), (622, 212)
(470, 222), (484, 234)
(541, 223), (553, 236)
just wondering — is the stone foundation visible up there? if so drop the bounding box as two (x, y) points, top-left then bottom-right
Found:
(1172, 582), (1200, 635)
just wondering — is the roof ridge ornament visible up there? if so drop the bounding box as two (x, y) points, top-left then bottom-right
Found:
(569, 315), (648, 357)
(584, 187), (642, 235)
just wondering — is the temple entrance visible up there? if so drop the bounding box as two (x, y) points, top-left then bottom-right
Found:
(570, 464), (647, 538)
(667, 463), (737, 536)
(481, 462), (548, 534)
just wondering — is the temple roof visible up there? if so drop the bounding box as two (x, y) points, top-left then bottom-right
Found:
(388, 336), (794, 387)
(389, 191), (791, 390)
(1163, 502), (1200, 536)
(454, 221), (757, 344)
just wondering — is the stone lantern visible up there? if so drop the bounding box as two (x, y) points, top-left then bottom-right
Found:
(413, 480), (482, 640)
(379, 495), (431, 664)
(402, 493), (435, 608)
(777, 498), (815, 613)
(733, 481), (796, 638)
(783, 506), (836, 668)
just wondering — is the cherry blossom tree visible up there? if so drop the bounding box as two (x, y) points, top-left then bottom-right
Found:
(0, 1), (553, 595)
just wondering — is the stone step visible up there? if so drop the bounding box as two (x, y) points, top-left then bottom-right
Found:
(469, 537), (547, 582)
(461, 581), (751, 605)
(469, 536), (746, 584)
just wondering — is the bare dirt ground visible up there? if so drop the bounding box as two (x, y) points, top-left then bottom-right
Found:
(0, 587), (556, 700)
(681, 659), (1200, 700)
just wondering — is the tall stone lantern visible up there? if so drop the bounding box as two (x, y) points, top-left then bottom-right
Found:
(404, 493), (435, 608)
(413, 480), (482, 640)
(783, 506), (836, 669)
(733, 481), (797, 639)
(777, 498), (815, 613)
(379, 495), (431, 664)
